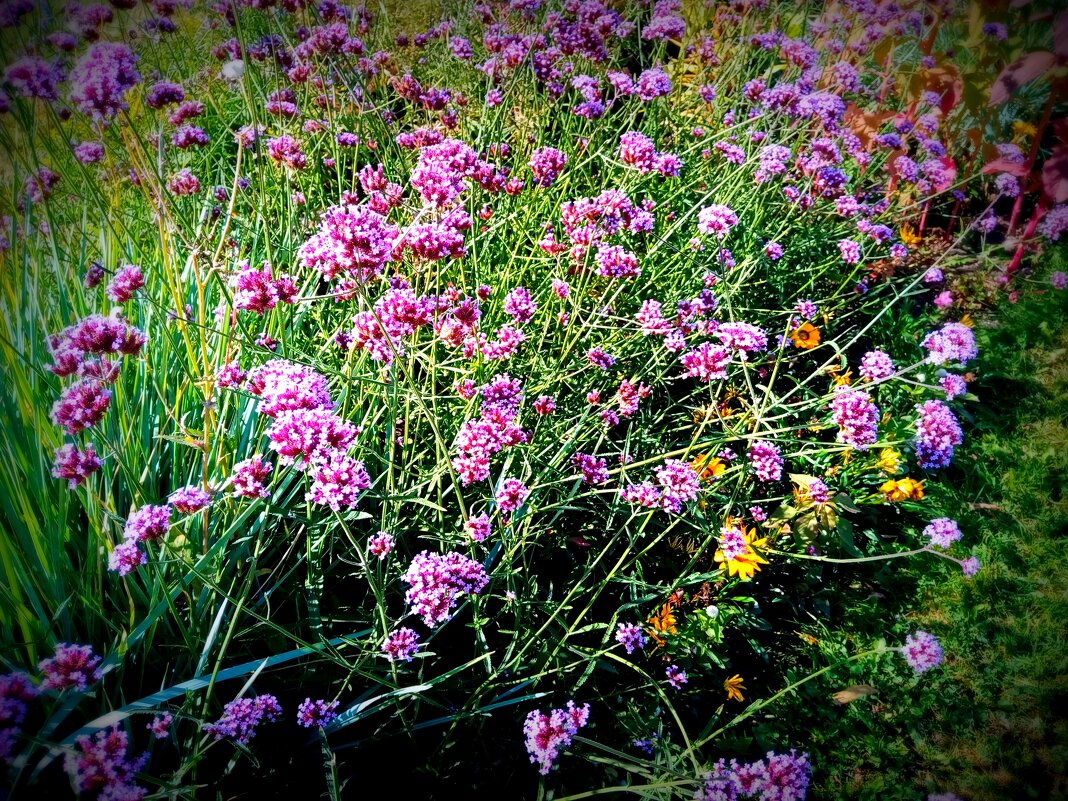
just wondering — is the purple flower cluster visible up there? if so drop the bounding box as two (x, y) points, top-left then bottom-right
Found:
(203, 694), (282, 745)
(0, 672), (37, 759)
(38, 642), (102, 692)
(680, 341), (731, 382)
(901, 630), (943, 674)
(306, 450), (371, 511)
(617, 131), (681, 177)
(615, 623), (647, 654)
(747, 440), (783, 482)
(368, 531), (395, 558)
(715, 322), (767, 358)
(922, 322), (978, 366)
(622, 459), (701, 513)
(829, 388), (879, 449)
(298, 205), (399, 283)
(266, 135), (307, 170)
(914, 400), (963, 469)
(296, 698), (340, 728)
(452, 376), (528, 484)
(665, 665), (687, 688)
(106, 264), (144, 304)
(230, 454), (273, 499)
(697, 750), (811, 801)
(266, 409), (358, 469)
(697, 204), (740, 238)
(573, 453), (610, 484)
(51, 444), (102, 488)
(402, 550), (489, 627)
(529, 146), (568, 187)
(233, 262), (298, 314)
(523, 701), (590, 775)
(382, 627), (421, 662)
(68, 42), (141, 123)
(64, 726), (148, 801)
(247, 360), (333, 417)
(859, 350), (894, 382)
(924, 518), (962, 549)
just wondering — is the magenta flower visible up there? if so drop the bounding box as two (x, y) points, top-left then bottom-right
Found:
(39, 643), (103, 692)
(382, 627), (421, 663)
(203, 694), (282, 745)
(901, 630), (943, 674)
(51, 444), (102, 488)
(402, 550), (489, 627)
(297, 698), (340, 728)
(523, 701), (590, 775)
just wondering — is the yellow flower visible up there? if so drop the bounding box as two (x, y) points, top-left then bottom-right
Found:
(1012, 120), (1037, 140)
(827, 366), (853, 387)
(691, 452), (726, 481)
(714, 525), (770, 581)
(724, 674), (746, 703)
(877, 447), (902, 475)
(880, 477), (925, 502)
(958, 313), (974, 328)
(790, 322), (821, 350)
(899, 224), (921, 248)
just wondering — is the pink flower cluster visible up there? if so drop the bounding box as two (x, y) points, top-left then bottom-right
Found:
(38, 642), (103, 692)
(64, 726), (148, 801)
(622, 459), (701, 513)
(914, 399), (963, 469)
(829, 387), (880, 449)
(298, 204), (398, 283)
(402, 550), (489, 627)
(617, 131), (682, 177)
(451, 375), (529, 484)
(697, 750), (811, 801)
(203, 694), (282, 745)
(233, 261), (298, 314)
(67, 41), (140, 123)
(523, 701), (590, 775)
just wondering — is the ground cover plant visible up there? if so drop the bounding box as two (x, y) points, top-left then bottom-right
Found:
(1, 0), (1067, 798)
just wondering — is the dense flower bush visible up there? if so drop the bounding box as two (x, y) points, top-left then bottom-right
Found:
(1, 0), (1065, 797)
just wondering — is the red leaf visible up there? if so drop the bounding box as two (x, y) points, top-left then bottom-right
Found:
(934, 156), (957, 192)
(989, 51), (1056, 106)
(981, 158), (1030, 178)
(1042, 146), (1068, 203)
(1057, 11), (1068, 62)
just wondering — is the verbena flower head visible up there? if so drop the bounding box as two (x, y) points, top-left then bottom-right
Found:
(39, 643), (103, 691)
(108, 539), (146, 576)
(697, 204), (739, 238)
(922, 322), (978, 366)
(203, 694), (282, 745)
(523, 701), (590, 775)
(52, 444), (102, 488)
(64, 726), (147, 800)
(382, 627), (421, 662)
(297, 698), (340, 728)
(402, 550), (489, 627)
(859, 350), (894, 382)
(747, 440), (783, 482)
(169, 485), (211, 514)
(924, 517), (962, 549)
(68, 41), (141, 123)
(123, 503), (172, 543)
(615, 623), (647, 654)
(248, 360), (333, 417)
(529, 146), (568, 187)
(902, 630), (943, 674)
(914, 400), (963, 469)
(665, 665), (687, 688)
(830, 387), (879, 449)
(298, 205), (399, 283)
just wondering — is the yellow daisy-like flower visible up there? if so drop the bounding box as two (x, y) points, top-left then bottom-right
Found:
(880, 477), (925, 502)
(790, 322), (821, 350)
(899, 224), (922, 248)
(714, 525), (770, 581)
(877, 447), (902, 475)
(1012, 120), (1037, 140)
(691, 453), (727, 481)
(723, 674), (746, 703)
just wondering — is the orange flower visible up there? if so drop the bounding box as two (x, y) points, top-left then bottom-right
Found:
(723, 674), (746, 702)
(880, 477), (925, 502)
(691, 452), (726, 481)
(645, 603), (677, 648)
(790, 322), (821, 350)
(900, 224), (921, 248)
